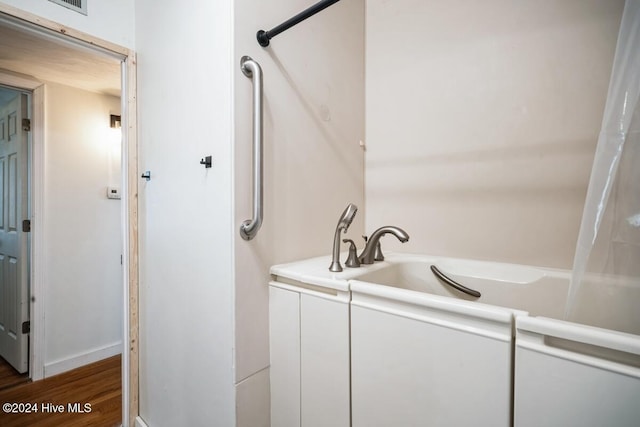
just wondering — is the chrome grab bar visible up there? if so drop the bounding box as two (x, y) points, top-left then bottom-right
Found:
(239, 56), (264, 241)
(430, 265), (481, 298)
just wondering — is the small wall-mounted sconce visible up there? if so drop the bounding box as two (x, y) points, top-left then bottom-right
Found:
(110, 114), (121, 129)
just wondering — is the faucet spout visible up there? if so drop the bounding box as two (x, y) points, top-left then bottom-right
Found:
(358, 226), (409, 265)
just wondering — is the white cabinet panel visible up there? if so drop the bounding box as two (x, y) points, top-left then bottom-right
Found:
(300, 294), (350, 427)
(270, 282), (351, 427)
(351, 305), (512, 427)
(515, 317), (640, 427)
(269, 286), (301, 427)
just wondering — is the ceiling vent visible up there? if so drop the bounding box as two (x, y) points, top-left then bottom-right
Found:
(48, 0), (87, 16)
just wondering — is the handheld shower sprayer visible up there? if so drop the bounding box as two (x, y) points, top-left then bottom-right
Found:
(329, 203), (358, 272)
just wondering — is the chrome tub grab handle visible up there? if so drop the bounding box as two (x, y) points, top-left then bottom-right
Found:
(239, 56), (264, 241)
(430, 265), (481, 298)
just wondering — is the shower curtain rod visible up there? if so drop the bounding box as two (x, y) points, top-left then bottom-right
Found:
(257, 0), (341, 47)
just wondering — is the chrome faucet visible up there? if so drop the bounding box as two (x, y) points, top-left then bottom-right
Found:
(329, 203), (358, 272)
(359, 226), (409, 264)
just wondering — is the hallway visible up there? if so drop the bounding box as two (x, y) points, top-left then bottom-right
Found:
(0, 357), (29, 391)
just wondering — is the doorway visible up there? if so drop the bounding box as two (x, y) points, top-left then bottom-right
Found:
(0, 7), (138, 426)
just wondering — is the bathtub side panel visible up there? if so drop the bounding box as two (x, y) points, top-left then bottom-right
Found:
(269, 286), (301, 427)
(300, 294), (351, 427)
(351, 303), (512, 427)
(515, 317), (640, 427)
(515, 348), (640, 427)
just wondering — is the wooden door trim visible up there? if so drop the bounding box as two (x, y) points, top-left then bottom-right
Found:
(123, 54), (139, 427)
(0, 5), (139, 426)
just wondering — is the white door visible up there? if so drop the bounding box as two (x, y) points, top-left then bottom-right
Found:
(0, 93), (29, 373)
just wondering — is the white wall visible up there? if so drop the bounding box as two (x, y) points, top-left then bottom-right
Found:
(233, 0), (365, 424)
(365, 0), (624, 269)
(0, 0), (134, 48)
(43, 82), (122, 375)
(136, 0), (236, 426)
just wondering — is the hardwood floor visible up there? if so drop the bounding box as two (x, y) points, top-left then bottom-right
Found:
(0, 355), (122, 427)
(0, 358), (29, 391)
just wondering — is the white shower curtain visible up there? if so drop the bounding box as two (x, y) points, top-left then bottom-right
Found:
(565, 0), (640, 335)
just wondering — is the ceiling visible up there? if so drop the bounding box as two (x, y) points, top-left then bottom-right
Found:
(0, 20), (121, 98)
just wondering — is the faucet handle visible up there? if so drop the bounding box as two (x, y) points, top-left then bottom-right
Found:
(374, 241), (384, 261)
(343, 239), (361, 268)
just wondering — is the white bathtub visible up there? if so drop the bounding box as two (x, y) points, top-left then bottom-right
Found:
(354, 255), (569, 317)
(269, 253), (640, 427)
(347, 254), (640, 427)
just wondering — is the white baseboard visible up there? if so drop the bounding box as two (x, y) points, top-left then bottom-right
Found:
(135, 416), (150, 427)
(44, 341), (122, 378)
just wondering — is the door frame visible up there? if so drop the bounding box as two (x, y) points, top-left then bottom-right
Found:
(0, 5), (139, 426)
